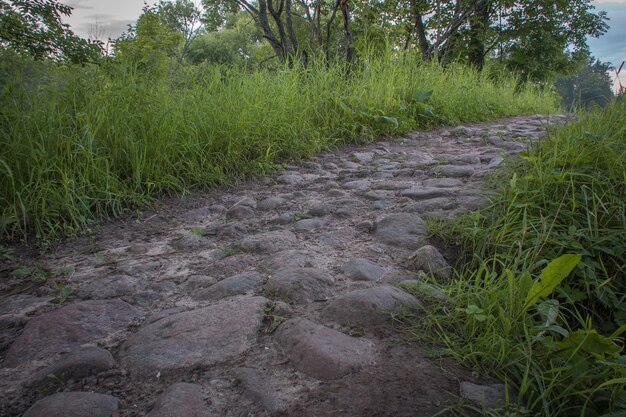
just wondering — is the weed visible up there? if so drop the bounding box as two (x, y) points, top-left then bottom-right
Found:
(407, 102), (626, 416)
(0, 51), (557, 245)
(263, 302), (286, 333)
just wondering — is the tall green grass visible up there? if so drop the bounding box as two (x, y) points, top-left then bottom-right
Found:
(0, 51), (557, 244)
(403, 101), (626, 416)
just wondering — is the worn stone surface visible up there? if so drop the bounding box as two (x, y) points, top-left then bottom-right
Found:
(194, 271), (264, 301)
(239, 230), (298, 254)
(430, 165), (475, 177)
(323, 286), (421, 328)
(120, 297), (267, 376)
(23, 392), (119, 417)
(78, 274), (140, 299)
(460, 381), (514, 408)
(259, 250), (317, 273)
(233, 368), (287, 413)
(374, 213), (428, 249)
(264, 268), (334, 303)
(410, 245), (452, 280)
(146, 383), (211, 417)
(4, 299), (140, 367)
(28, 346), (115, 388)
(342, 258), (386, 281)
(258, 196), (287, 211)
(276, 318), (378, 380)
(293, 218), (326, 232)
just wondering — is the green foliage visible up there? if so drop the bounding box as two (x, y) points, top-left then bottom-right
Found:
(187, 13), (266, 66)
(114, 9), (184, 73)
(0, 50), (556, 244)
(410, 101), (626, 416)
(0, 0), (101, 63)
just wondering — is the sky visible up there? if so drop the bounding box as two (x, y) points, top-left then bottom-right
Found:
(63, 0), (625, 90)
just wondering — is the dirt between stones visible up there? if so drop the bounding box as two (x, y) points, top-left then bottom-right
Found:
(0, 115), (570, 417)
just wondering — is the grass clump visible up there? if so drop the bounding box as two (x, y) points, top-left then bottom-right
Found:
(0, 50), (556, 244)
(403, 101), (625, 416)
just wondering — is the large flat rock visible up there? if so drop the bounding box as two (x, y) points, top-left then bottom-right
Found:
(23, 392), (119, 417)
(263, 268), (334, 303)
(276, 318), (377, 380)
(373, 213), (428, 249)
(239, 230), (298, 254)
(4, 299), (140, 367)
(194, 271), (264, 301)
(322, 286), (421, 328)
(120, 296), (267, 376)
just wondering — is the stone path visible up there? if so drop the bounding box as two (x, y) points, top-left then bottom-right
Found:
(0, 115), (569, 416)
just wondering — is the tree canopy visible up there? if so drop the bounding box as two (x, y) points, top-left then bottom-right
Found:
(0, 0), (101, 62)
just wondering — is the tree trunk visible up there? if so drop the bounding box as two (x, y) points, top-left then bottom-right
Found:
(468, 0), (490, 70)
(340, 0), (353, 63)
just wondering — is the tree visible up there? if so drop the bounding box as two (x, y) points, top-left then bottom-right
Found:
(187, 12), (267, 65)
(202, 0), (240, 31)
(114, 7), (183, 73)
(0, 0), (101, 63)
(555, 57), (615, 110)
(157, 0), (203, 62)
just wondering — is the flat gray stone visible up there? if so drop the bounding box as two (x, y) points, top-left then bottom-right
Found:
(448, 155), (481, 165)
(183, 275), (218, 292)
(28, 346), (115, 388)
(277, 173), (304, 185)
(276, 318), (377, 380)
(351, 152), (374, 163)
(342, 259), (385, 281)
(404, 198), (456, 214)
(308, 202), (337, 216)
(264, 268), (333, 303)
(147, 383), (211, 417)
(258, 197), (287, 211)
(326, 188), (347, 197)
(410, 245), (452, 280)
(371, 181), (414, 190)
(120, 297), (267, 376)
(460, 381), (513, 408)
(259, 250), (317, 273)
(422, 178), (463, 188)
(374, 213), (428, 249)
(430, 165), (475, 177)
(363, 190), (395, 201)
(322, 286), (420, 328)
(342, 180), (371, 191)
(293, 218), (325, 232)
(23, 392), (119, 417)
(239, 230), (298, 254)
(227, 205), (254, 219)
(78, 274), (140, 299)
(400, 187), (452, 200)
(194, 271), (264, 301)
(372, 200), (393, 210)
(4, 299), (140, 367)
(170, 234), (216, 251)
(0, 294), (51, 317)
(234, 368), (287, 413)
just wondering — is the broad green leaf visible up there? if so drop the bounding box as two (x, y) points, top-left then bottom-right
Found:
(556, 329), (621, 358)
(523, 254), (581, 309)
(410, 90), (433, 104)
(373, 115), (399, 128)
